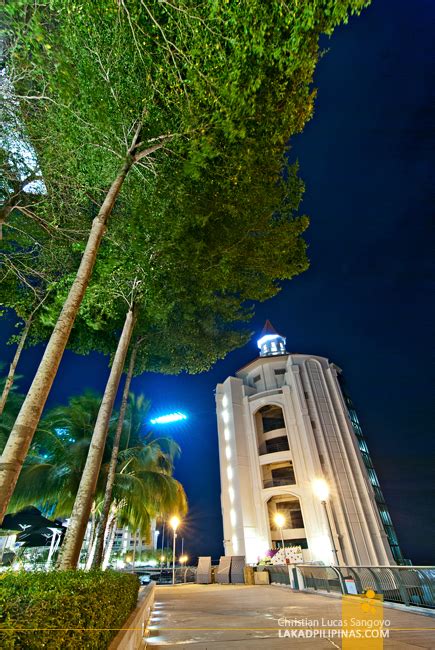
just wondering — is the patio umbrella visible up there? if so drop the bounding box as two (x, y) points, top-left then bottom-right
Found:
(16, 524), (67, 548)
(1, 507), (64, 532)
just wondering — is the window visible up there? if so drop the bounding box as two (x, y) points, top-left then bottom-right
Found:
(272, 465), (295, 484)
(263, 461), (295, 487)
(378, 507), (392, 526)
(253, 374), (261, 383)
(259, 404), (285, 433)
(264, 435), (289, 454)
(275, 500), (304, 529)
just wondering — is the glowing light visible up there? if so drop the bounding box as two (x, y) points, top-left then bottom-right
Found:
(227, 466), (233, 480)
(228, 486), (235, 503)
(160, 555), (165, 562)
(150, 412), (187, 425)
(230, 509), (237, 526)
(257, 333), (280, 349)
(179, 554), (188, 564)
(224, 427), (230, 441)
(222, 395), (228, 408)
(225, 445), (232, 460)
(222, 410), (229, 424)
(310, 534), (333, 564)
(313, 478), (330, 501)
(169, 515), (180, 531)
(274, 512), (286, 529)
(245, 537), (270, 565)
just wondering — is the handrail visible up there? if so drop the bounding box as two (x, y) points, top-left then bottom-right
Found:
(292, 564), (435, 609)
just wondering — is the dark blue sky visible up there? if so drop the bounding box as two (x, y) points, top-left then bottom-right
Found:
(2, 0), (434, 564)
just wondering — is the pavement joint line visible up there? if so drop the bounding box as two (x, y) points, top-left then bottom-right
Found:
(145, 627), (435, 631)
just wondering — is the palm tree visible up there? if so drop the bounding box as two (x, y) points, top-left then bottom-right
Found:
(94, 442), (187, 569)
(92, 391), (186, 567)
(9, 392), (106, 517)
(9, 389), (187, 566)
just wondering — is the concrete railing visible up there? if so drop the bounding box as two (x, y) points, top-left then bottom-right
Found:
(109, 582), (155, 649)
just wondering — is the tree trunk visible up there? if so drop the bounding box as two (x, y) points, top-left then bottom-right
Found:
(132, 530), (138, 568)
(102, 516), (117, 571)
(92, 340), (140, 568)
(0, 316), (33, 416)
(57, 307), (136, 569)
(0, 157), (134, 524)
(84, 504), (97, 569)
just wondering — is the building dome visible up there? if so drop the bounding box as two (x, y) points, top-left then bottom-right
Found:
(257, 320), (287, 357)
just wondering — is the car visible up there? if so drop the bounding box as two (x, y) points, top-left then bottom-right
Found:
(139, 573), (151, 585)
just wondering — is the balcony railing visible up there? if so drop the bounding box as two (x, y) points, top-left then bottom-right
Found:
(259, 439), (290, 455)
(263, 476), (296, 488)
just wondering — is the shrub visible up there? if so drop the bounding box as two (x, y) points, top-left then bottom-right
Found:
(0, 570), (140, 649)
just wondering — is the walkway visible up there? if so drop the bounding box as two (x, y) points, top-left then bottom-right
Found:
(147, 583), (435, 649)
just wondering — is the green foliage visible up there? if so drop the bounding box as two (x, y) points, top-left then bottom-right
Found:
(8, 389), (187, 536)
(0, 569), (139, 648)
(1, 0), (371, 374)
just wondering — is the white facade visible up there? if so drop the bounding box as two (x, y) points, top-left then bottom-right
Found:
(216, 331), (396, 567)
(112, 521), (158, 555)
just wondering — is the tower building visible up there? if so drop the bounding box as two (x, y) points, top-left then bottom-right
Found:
(216, 321), (403, 566)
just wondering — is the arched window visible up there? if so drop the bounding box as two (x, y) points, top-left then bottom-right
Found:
(268, 495), (304, 531)
(258, 404), (285, 433)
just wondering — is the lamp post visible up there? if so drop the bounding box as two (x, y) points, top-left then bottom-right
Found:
(179, 554), (188, 583)
(274, 512), (294, 587)
(274, 512), (286, 551)
(312, 478), (340, 565)
(169, 516), (180, 585)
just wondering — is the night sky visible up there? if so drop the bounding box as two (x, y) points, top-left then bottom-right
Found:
(1, 0), (434, 564)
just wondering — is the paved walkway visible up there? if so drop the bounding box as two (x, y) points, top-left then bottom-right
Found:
(147, 584), (435, 649)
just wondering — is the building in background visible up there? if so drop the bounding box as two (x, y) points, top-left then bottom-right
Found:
(111, 522), (159, 557)
(216, 321), (404, 566)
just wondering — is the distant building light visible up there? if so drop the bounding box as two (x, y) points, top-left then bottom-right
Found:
(150, 412), (187, 425)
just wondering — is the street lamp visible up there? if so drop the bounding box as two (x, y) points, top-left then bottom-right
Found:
(179, 554), (188, 566)
(274, 512), (286, 551)
(150, 412), (187, 425)
(274, 512), (294, 586)
(170, 515), (180, 585)
(312, 478), (340, 565)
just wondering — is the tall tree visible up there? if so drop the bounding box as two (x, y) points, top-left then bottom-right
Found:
(57, 305), (137, 568)
(0, 0), (371, 522)
(91, 338), (141, 568)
